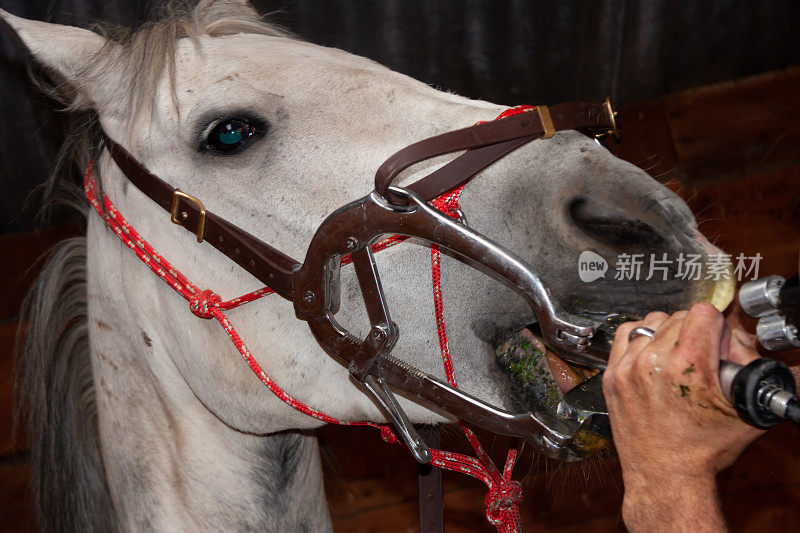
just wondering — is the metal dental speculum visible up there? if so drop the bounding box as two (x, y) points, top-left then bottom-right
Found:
(293, 185), (618, 461)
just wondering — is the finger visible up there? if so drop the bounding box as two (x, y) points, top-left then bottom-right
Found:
(609, 312), (672, 377)
(625, 311), (693, 381)
(610, 311), (679, 366)
(625, 311), (671, 355)
(608, 320), (645, 369)
(647, 310), (689, 347)
(673, 302), (727, 374)
(639, 310), (690, 360)
(610, 314), (662, 368)
(719, 322), (733, 361)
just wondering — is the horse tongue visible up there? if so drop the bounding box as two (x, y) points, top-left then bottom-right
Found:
(519, 328), (584, 393)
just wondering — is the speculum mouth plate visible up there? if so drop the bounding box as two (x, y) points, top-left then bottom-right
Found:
(495, 326), (612, 459)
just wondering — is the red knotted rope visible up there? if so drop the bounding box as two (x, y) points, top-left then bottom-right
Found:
(85, 104), (535, 532)
(83, 165), (403, 441)
(425, 104), (533, 532)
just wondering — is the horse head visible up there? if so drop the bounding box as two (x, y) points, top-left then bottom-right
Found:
(4, 0), (734, 529)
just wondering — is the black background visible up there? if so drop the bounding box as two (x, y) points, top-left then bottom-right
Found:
(1, 0), (798, 233)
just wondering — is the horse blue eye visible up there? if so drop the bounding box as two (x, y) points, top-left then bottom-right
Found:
(204, 117), (265, 154)
(218, 129), (243, 145)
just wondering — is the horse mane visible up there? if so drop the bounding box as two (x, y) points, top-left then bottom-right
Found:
(86, 0), (292, 120)
(40, 0), (292, 117)
(16, 237), (115, 531)
(16, 2), (289, 530)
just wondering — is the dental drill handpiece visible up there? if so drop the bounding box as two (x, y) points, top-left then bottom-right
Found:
(717, 274), (800, 429)
(718, 358), (800, 429)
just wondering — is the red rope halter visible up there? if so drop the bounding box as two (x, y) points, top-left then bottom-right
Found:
(84, 105), (535, 532)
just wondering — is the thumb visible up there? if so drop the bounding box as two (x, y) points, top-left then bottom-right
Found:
(726, 328), (760, 366)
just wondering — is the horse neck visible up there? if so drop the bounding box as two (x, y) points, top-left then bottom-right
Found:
(85, 215), (332, 531)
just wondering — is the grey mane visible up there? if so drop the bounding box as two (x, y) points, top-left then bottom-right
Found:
(15, 2), (291, 530)
(16, 237), (115, 531)
(43, 0), (291, 118)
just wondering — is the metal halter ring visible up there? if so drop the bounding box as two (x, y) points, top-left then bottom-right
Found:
(628, 326), (656, 342)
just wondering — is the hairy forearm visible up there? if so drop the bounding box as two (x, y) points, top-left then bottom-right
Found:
(621, 473), (725, 533)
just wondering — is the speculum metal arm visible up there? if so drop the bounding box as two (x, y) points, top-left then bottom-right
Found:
(294, 187), (612, 461)
(295, 187), (602, 350)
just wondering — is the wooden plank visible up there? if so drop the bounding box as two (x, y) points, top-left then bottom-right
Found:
(608, 67), (800, 187)
(683, 165), (800, 266)
(664, 67), (800, 185)
(0, 323), (24, 455)
(0, 224), (77, 323)
(0, 459), (35, 532)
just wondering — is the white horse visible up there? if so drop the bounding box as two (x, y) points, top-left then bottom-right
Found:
(3, 1), (733, 530)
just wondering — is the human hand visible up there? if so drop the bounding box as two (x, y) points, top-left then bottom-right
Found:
(604, 302), (764, 531)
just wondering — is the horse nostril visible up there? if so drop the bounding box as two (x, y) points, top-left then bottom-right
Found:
(568, 198), (665, 248)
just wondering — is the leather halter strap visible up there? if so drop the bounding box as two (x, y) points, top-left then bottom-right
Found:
(102, 100), (616, 304)
(376, 101), (616, 204)
(103, 135), (298, 300)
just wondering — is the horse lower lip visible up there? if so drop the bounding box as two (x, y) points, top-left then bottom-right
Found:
(495, 328), (586, 408)
(496, 327), (611, 459)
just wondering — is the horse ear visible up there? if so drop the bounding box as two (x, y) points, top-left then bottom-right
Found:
(0, 9), (109, 109)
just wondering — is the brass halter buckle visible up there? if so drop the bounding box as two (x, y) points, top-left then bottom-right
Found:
(597, 97), (621, 141)
(536, 105), (556, 139)
(171, 190), (207, 243)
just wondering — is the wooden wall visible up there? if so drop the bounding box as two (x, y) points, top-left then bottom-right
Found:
(1, 67), (799, 531)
